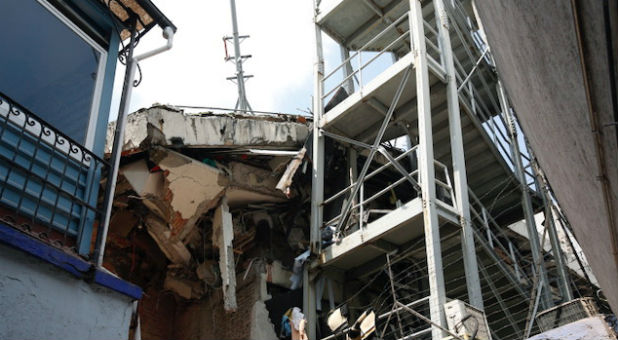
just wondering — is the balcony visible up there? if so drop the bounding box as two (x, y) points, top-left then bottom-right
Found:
(0, 91), (108, 257)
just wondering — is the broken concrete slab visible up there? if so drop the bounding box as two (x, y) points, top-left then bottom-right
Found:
(144, 215), (191, 265)
(150, 147), (228, 241)
(106, 106), (311, 153)
(164, 269), (206, 300)
(226, 161), (289, 206)
(276, 147), (306, 197)
(213, 197), (237, 312)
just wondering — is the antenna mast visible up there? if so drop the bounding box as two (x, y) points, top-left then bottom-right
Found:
(224, 0), (253, 114)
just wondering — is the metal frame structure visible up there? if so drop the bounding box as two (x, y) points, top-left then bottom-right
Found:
(307, 0), (583, 339)
(225, 0), (253, 114)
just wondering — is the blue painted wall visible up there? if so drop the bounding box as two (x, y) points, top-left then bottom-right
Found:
(0, 0), (121, 255)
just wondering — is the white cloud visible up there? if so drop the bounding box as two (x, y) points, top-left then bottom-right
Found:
(111, 0), (325, 120)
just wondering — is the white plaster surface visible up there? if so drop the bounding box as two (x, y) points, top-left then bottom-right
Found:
(250, 300), (279, 340)
(0, 244), (134, 340)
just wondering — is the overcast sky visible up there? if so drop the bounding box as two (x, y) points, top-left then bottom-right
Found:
(110, 0), (341, 120)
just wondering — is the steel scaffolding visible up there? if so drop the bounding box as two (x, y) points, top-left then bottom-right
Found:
(306, 0), (583, 339)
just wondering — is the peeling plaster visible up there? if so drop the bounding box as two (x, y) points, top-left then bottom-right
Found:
(153, 147), (227, 223)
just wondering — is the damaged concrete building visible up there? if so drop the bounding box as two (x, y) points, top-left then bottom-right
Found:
(101, 106), (314, 339)
(98, 98), (609, 340)
(2, 0), (611, 339)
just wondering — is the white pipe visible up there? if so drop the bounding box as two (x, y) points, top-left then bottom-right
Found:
(96, 26), (174, 268)
(135, 26), (174, 62)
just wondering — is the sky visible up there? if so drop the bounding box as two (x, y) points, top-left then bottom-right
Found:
(110, 0), (341, 121)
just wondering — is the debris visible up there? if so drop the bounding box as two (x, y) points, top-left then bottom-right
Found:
(276, 147), (306, 197)
(347, 309), (375, 340)
(327, 306), (349, 332)
(290, 250), (310, 290)
(213, 196), (237, 312)
(290, 307), (308, 340)
(196, 260), (221, 287)
(144, 215), (191, 265)
(164, 270), (205, 299)
(151, 147), (227, 241)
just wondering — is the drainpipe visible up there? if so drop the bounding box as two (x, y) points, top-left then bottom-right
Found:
(95, 21), (175, 268)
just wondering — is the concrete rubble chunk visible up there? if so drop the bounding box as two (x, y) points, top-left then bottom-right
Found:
(164, 268), (206, 300)
(144, 215), (192, 265)
(226, 161), (288, 206)
(213, 196), (237, 312)
(276, 147), (306, 197)
(150, 147), (228, 241)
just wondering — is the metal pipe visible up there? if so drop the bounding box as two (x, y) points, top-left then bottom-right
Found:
(96, 23), (175, 267)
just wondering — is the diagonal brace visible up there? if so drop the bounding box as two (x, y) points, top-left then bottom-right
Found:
(334, 66), (413, 234)
(377, 146), (421, 192)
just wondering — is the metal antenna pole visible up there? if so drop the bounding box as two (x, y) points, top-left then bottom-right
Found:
(226, 0), (253, 113)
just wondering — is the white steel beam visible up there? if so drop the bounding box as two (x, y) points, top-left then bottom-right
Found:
(434, 0), (483, 309)
(410, 0), (447, 338)
(307, 2), (325, 338)
(497, 81), (552, 309)
(530, 153), (573, 302)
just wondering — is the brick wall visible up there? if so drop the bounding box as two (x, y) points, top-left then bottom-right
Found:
(172, 273), (260, 340)
(140, 287), (177, 340)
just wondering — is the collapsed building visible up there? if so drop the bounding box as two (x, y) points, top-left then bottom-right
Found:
(99, 103), (607, 340)
(102, 106), (313, 339)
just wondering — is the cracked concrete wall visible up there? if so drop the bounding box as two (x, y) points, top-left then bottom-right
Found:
(106, 106), (310, 153)
(0, 244), (133, 340)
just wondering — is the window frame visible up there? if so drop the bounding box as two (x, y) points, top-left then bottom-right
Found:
(36, 0), (108, 151)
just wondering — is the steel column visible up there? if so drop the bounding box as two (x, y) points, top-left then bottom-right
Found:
(434, 0), (483, 309)
(410, 1), (447, 338)
(497, 81), (552, 308)
(307, 2), (325, 338)
(530, 153), (573, 302)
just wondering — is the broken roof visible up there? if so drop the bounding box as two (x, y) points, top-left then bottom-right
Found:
(106, 105), (311, 154)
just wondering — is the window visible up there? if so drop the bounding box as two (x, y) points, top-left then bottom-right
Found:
(0, 0), (106, 146)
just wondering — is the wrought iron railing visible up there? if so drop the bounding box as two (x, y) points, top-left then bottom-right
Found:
(0, 91), (109, 256)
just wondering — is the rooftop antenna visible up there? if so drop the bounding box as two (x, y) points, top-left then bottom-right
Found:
(224, 0), (253, 114)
